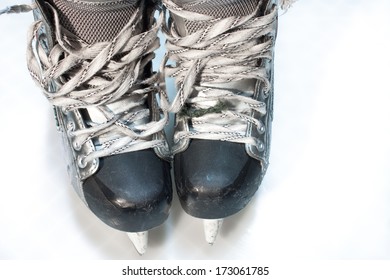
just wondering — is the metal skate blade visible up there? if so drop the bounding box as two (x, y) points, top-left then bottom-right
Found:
(127, 231), (148, 255)
(203, 219), (223, 245)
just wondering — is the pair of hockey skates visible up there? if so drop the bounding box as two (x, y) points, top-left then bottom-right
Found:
(1, 0), (294, 254)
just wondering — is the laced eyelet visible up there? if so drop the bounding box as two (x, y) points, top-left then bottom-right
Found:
(61, 107), (68, 114)
(77, 155), (87, 169)
(73, 141), (81, 151)
(67, 121), (75, 130)
(67, 121), (75, 136)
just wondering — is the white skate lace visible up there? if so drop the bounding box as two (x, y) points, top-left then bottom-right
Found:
(2, 3), (169, 165)
(162, 0), (278, 148)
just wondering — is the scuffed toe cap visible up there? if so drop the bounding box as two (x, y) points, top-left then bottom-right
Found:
(83, 149), (172, 232)
(174, 140), (264, 219)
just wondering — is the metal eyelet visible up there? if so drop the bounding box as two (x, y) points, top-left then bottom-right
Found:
(258, 125), (266, 134)
(73, 141), (81, 151)
(257, 142), (265, 152)
(61, 106), (69, 114)
(77, 155), (87, 169)
(67, 122), (75, 136)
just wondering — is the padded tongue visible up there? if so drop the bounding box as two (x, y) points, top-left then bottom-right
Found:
(172, 0), (264, 35)
(174, 0), (259, 17)
(47, 0), (138, 43)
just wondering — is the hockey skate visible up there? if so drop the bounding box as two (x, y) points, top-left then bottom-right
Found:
(1, 0), (172, 254)
(162, 0), (294, 243)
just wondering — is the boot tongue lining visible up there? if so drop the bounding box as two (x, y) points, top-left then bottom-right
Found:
(48, 0), (138, 44)
(178, 0), (258, 18)
(172, 0), (260, 35)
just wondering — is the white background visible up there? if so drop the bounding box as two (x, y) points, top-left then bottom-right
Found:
(0, 0), (389, 260)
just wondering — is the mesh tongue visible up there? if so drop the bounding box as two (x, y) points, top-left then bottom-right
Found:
(173, 0), (260, 34)
(48, 0), (138, 43)
(176, 0), (258, 17)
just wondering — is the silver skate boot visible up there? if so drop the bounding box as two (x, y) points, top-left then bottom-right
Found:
(2, 0), (172, 254)
(162, 0), (294, 243)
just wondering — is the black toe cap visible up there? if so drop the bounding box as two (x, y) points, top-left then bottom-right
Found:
(83, 149), (172, 232)
(174, 140), (263, 219)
